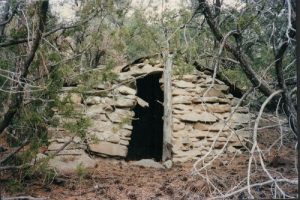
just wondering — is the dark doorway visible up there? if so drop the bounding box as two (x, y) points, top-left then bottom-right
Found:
(126, 73), (164, 161)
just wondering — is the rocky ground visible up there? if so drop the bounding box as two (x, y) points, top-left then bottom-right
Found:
(0, 119), (298, 200)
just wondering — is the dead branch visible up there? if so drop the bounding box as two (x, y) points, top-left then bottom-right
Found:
(0, 138), (29, 164)
(247, 90), (283, 198)
(0, 164), (31, 171)
(1, 196), (47, 200)
(208, 178), (298, 200)
(274, 24), (297, 134)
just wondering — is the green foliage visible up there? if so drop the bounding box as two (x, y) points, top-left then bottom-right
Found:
(24, 158), (56, 186)
(223, 68), (250, 90)
(10, 27), (27, 39)
(75, 162), (88, 180)
(173, 57), (194, 77)
(111, 10), (163, 60)
(5, 180), (24, 193)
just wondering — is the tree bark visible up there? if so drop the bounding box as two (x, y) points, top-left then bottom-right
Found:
(0, 1), (49, 134)
(162, 53), (173, 161)
(274, 32), (297, 134)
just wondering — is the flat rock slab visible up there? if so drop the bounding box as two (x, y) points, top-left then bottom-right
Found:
(173, 80), (195, 88)
(130, 159), (164, 169)
(89, 142), (127, 157)
(115, 98), (136, 108)
(48, 151), (96, 174)
(116, 85), (136, 95)
(180, 112), (217, 123)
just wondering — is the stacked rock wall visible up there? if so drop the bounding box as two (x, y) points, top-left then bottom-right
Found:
(169, 72), (250, 162)
(47, 59), (251, 165)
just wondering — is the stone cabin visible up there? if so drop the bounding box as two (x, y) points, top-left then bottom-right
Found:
(47, 55), (251, 170)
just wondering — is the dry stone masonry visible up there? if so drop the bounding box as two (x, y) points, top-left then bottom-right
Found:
(46, 57), (251, 170)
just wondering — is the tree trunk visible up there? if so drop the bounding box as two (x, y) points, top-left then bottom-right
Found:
(162, 53), (173, 161)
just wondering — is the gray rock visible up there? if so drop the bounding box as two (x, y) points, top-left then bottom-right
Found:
(173, 96), (192, 104)
(173, 123), (185, 131)
(136, 97), (149, 108)
(173, 109), (186, 114)
(107, 112), (123, 123)
(73, 136), (81, 143)
(50, 149), (86, 155)
(86, 105), (113, 116)
(69, 93), (82, 104)
(204, 77), (224, 84)
(231, 98), (240, 106)
(163, 160), (173, 169)
(88, 121), (115, 133)
(235, 130), (251, 138)
(192, 97), (230, 104)
(48, 151), (96, 174)
(190, 130), (210, 138)
(173, 149), (201, 158)
(56, 136), (72, 143)
(194, 122), (230, 131)
(118, 73), (134, 82)
(115, 97), (136, 108)
(93, 83), (106, 90)
(213, 84), (229, 92)
(122, 124), (133, 130)
(85, 96), (101, 105)
(131, 159), (164, 169)
(172, 157), (191, 163)
(172, 88), (192, 96)
(181, 75), (197, 82)
(107, 134), (120, 143)
(173, 118), (180, 123)
(180, 112), (217, 123)
(48, 142), (72, 151)
(130, 64), (163, 76)
(91, 132), (106, 141)
(120, 140), (129, 146)
(236, 107), (249, 113)
(88, 142), (128, 157)
(172, 130), (188, 138)
(231, 113), (251, 124)
(206, 104), (231, 113)
(116, 86), (136, 95)
(120, 129), (132, 137)
(173, 80), (195, 88)
(107, 109), (133, 123)
(173, 104), (192, 111)
(198, 88), (226, 98)
(31, 153), (47, 164)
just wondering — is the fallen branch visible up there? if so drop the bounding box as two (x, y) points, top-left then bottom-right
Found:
(0, 138), (29, 164)
(2, 196), (47, 200)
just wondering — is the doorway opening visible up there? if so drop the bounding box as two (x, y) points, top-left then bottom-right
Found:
(126, 73), (164, 161)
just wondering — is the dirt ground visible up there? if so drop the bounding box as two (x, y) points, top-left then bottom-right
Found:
(0, 118), (298, 200)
